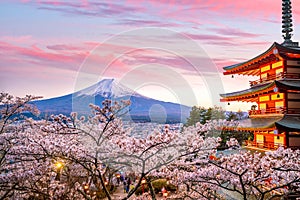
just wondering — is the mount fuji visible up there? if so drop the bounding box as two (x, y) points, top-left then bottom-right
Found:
(33, 79), (191, 123)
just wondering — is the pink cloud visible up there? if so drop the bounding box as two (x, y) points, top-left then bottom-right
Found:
(116, 19), (180, 27)
(0, 35), (33, 44)
(29, 1), (142, 18)
(0, 41), (89, 71)
(212, 58), (245, 70)
(46, 44), (84, 51)
(208, 27), (264, 38)
(183, 32), (232, 41)
(180, 32), (238, 46)
(18, 0), (300, 34)
(181, 31), (272, 48)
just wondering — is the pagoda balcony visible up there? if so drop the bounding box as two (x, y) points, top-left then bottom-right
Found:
(249, 72), (300, 87)
(248, 107), (284, 116)
(249, 107), (300, 116)
(246, 140), (286, 150)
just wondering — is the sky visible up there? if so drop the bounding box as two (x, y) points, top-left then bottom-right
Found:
(1, 0), (300, 111)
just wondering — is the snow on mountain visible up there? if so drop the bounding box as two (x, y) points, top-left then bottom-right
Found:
(32, 78), (191, 123)
(75, 78), (142, 98)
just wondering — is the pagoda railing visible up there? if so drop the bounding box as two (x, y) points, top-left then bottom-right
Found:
(246, 140), (285, 150)
(249, 72), (300, 87)
(248, 107), (284, 116)
(249, 107), (300, 116)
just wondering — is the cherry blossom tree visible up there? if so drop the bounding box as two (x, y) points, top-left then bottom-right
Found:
(159, 146), (300, 200)
(112, 119), (239, 199)
(0, 94), (231, 200)
(1, 93), (299, 200)
(0, 93), (42, 199)
(31, 99), (132, 200)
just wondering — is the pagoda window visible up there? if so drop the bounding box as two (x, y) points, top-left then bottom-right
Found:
(272, 61), (283, 69)
(261, 73), (268, 80)
(261, 65), (270, 73)
(259, 103), (267, 113)
(275, 68), (283, 76)
(271, 93), (284, 100)
(259, 103), (266, 109)
(274, 136), (284, 146)
(259, 95), (270, 102)
(275, 101), (284, 109)
(256, 134), (264, 143)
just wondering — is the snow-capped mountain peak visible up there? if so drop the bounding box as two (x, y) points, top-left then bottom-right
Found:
(33, 78), (191, 123)
(76, 78), (141, 98)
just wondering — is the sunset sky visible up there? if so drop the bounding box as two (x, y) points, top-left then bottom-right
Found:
(1, 0), (300, 111)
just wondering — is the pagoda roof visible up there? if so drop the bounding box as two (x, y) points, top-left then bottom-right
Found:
(275, 115), (300, 132)
(275, 80), (300, 91)
(224, 116), (281, 132)
(223, 42), (300, 76)
(220, 82), (275, 102)
(220, 80), (300, 102)
(238, 116), (281, 129)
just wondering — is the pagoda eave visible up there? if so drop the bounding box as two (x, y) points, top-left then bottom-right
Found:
(220, 82), (276, 102)
(223, 116), (282, 132)
(275, 115), (300, 132)
(223, 42), (300, 76)
(220, 80), (300, 102)
(223, 43), (280, 75)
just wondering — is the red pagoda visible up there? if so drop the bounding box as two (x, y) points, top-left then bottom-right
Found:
(220, 0), (300, 149)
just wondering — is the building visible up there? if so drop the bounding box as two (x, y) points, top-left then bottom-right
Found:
(220, 0), (300, 150)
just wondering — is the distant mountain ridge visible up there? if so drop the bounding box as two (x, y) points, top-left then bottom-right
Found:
(33, 79), (191, 123)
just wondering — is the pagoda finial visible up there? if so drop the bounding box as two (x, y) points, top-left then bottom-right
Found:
(281, 0), (298, 47)
(282, 0), (293, 41)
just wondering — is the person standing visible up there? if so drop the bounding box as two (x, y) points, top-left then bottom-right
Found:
(126, 177), (131, 193)
(123, 177), (127, 193)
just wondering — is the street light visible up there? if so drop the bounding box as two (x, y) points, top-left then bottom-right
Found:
(83, 184), (89, 194)
(141, 178), (146, 194)
(116, 174), (121, 185)
(55, 161), (63, 169)
(54, 161), (64, 181)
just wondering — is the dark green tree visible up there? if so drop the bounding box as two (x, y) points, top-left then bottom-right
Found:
(185, 106), (226, 126)
(185, 106), (201, 127)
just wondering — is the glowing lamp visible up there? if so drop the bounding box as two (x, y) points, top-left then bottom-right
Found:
(83, 185), (89, 190)
(55, 161), (63, 169)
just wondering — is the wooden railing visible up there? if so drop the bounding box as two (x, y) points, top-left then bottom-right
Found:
(248, 107), (284, 116)
(249, 72), (300, 87)
(249, 107), (300, 116)
(246, 140), (286, 150)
